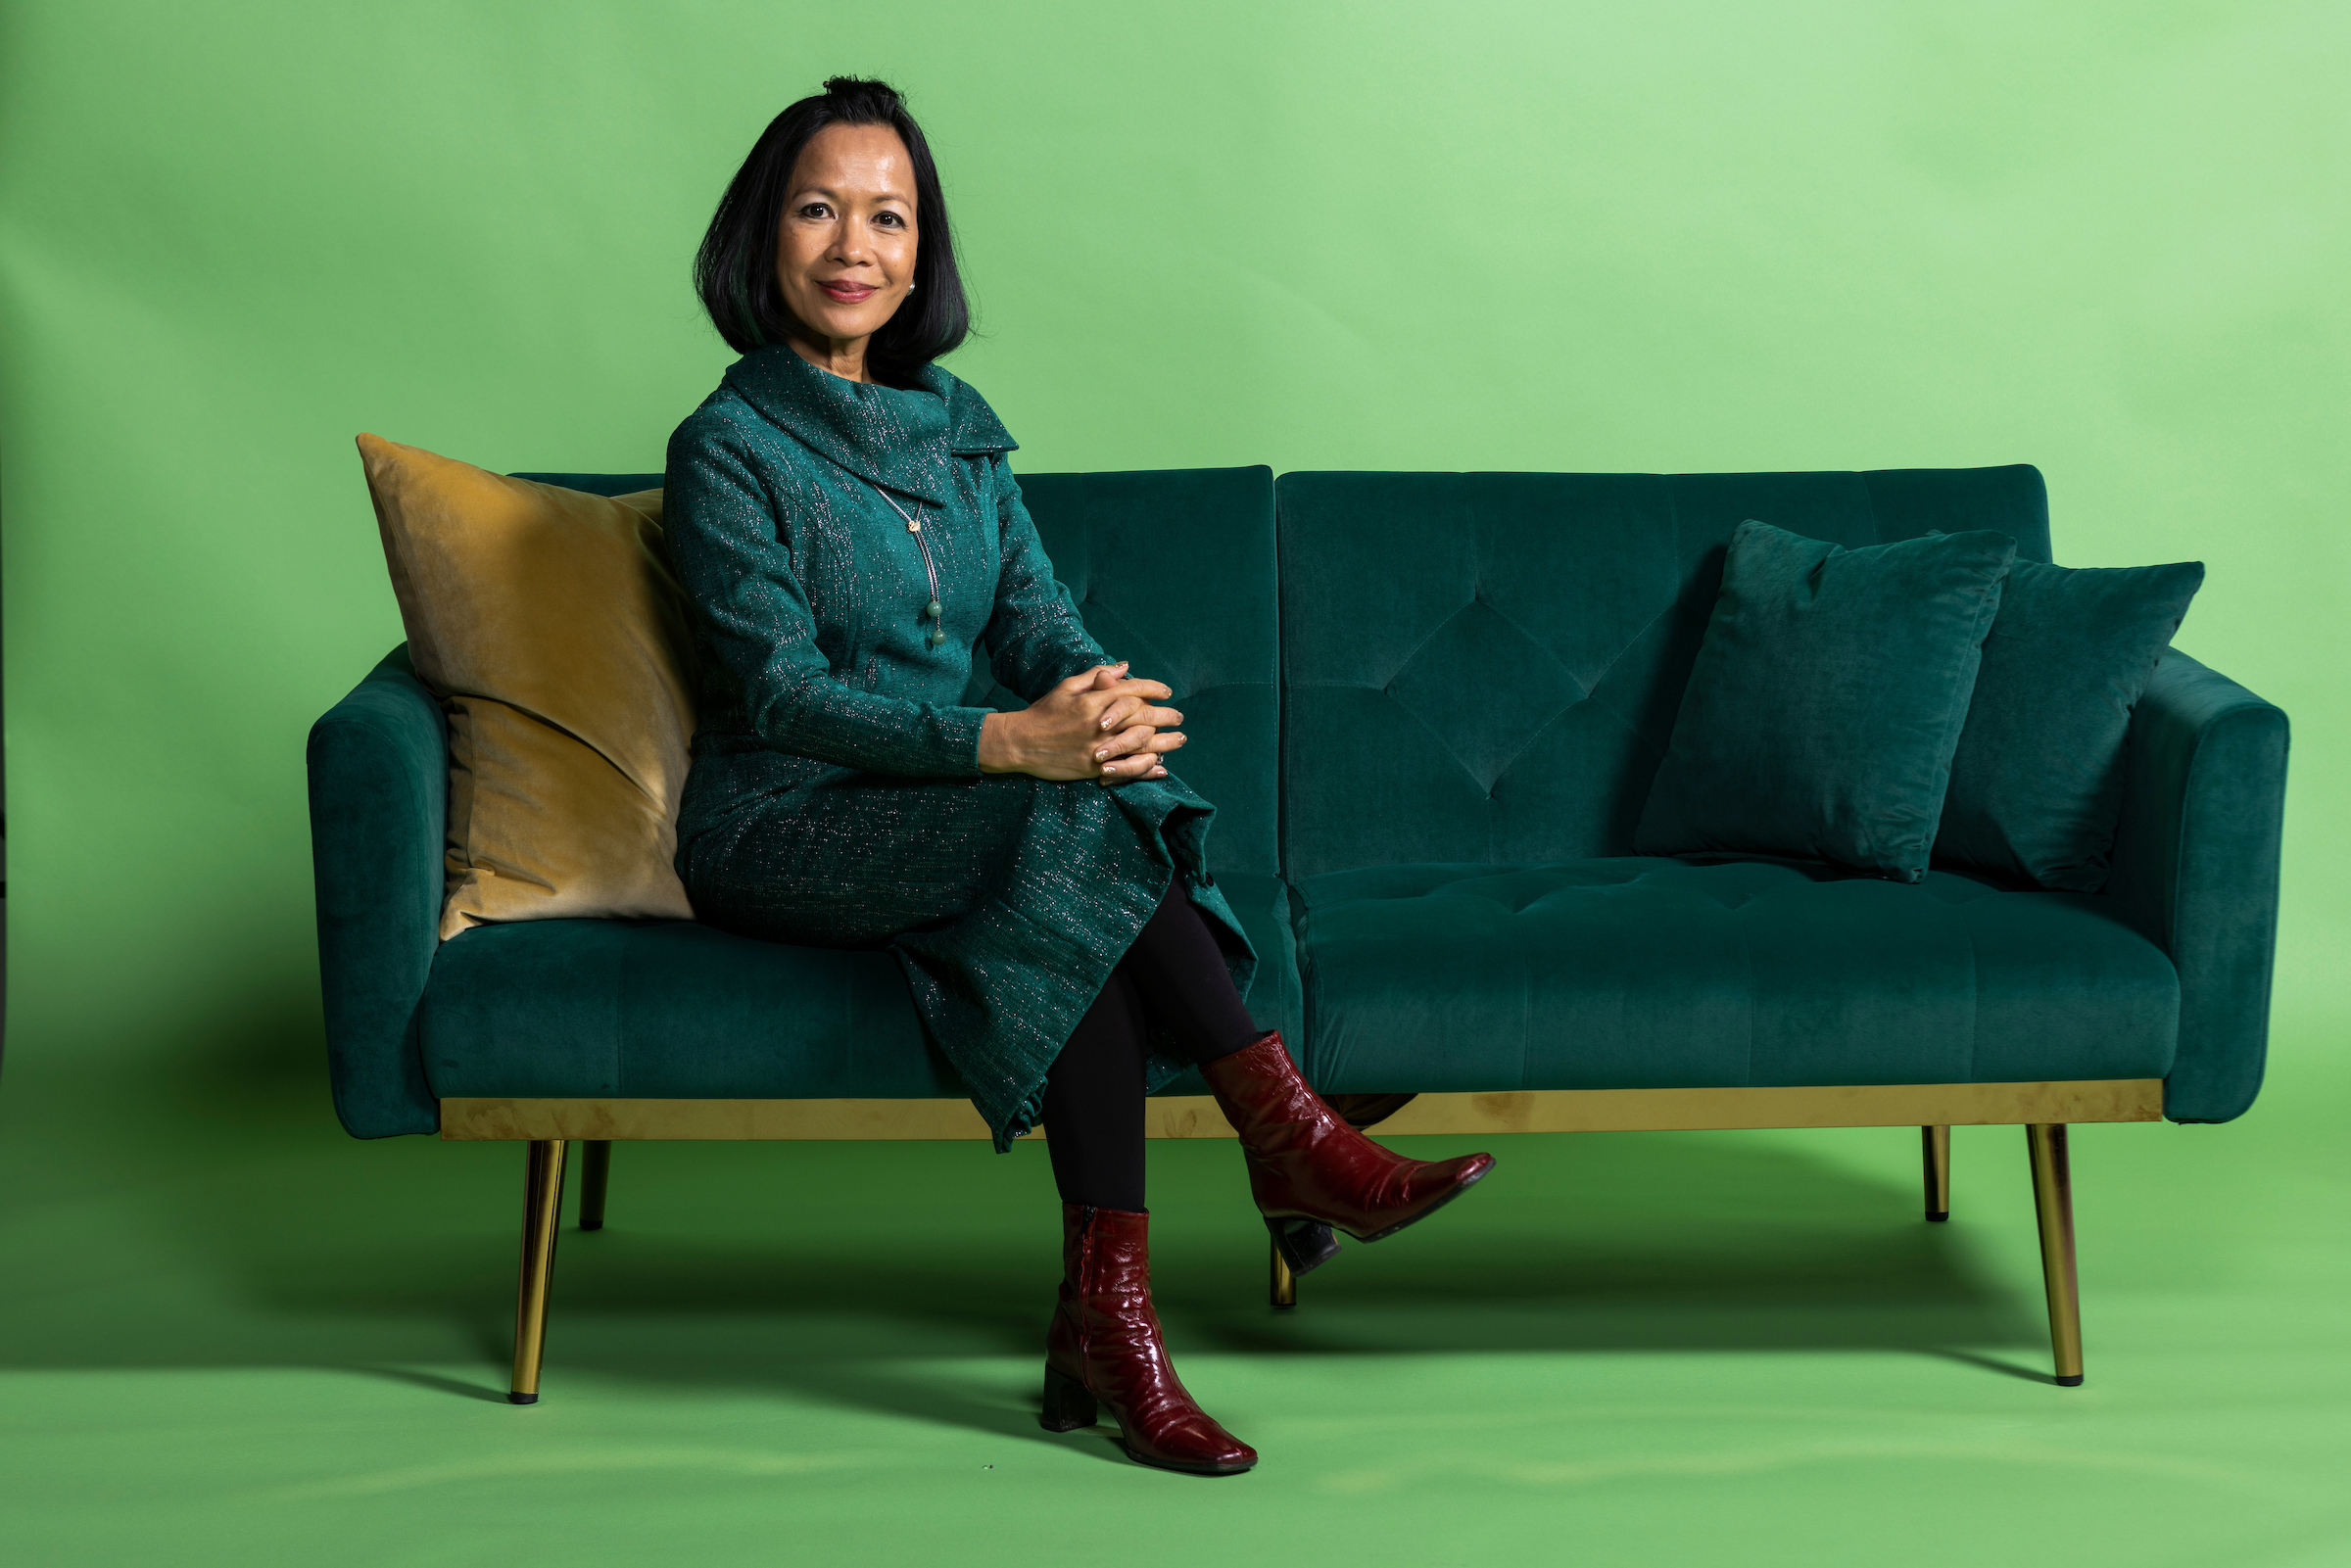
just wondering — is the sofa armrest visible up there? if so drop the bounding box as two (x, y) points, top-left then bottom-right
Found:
(307, 646), (446, 1136)
(2104, 649), (2289, 1123)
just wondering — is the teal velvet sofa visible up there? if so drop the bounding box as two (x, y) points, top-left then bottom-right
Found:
(308, 462), (2288, 1402)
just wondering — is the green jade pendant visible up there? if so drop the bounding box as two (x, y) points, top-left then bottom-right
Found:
(876, 486), (951, 649)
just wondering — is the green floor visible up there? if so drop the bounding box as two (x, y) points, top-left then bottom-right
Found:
(4, 1026), (2347, 1567)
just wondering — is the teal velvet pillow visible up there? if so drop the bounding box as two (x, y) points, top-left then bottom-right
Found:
(1934, 558), (2203, 892)
(1635, 520), (2016, 882)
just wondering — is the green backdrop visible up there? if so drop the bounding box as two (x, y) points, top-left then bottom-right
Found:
(3, 1), (2346, 1092)
(4, 5), (2350, 1562)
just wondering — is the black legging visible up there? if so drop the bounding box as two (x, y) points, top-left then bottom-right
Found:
(1041, 882), (1260, 1212)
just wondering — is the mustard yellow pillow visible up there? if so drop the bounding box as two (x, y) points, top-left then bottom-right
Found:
(357, 434), (696, 938)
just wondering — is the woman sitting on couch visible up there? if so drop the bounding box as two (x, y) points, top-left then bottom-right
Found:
(662, 76), (1492, 1476)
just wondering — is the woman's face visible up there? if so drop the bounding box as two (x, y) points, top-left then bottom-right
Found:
(775, 122), (919, 354)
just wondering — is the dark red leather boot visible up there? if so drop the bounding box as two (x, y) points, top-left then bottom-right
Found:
(1202, 1032), (1494, 1275)
(1040, 1205), (1257, 1476)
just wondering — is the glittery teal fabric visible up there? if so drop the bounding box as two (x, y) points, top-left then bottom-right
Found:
(664, 346), (1253, 1149)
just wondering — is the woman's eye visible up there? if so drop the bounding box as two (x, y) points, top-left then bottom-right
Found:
(796, 203), (831, 219)
(875, 212), (904, 228)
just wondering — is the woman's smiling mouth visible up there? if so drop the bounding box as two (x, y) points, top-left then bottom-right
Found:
(818, 277), (878, 303)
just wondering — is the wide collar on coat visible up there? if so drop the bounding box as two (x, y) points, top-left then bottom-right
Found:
(723, 344), (1017, 506)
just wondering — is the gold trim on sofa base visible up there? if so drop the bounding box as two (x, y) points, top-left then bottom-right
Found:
(472, 1080), (2147, 1401)
(440, 1078), (2163, 1142)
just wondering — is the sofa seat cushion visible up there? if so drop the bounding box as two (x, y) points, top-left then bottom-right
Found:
(1294, 857), (2178, 1094)
(419, 871), (1305, 1100)
(422, 919), (953, 1100)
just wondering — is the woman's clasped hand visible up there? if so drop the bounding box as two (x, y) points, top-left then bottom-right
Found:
(977, 661), (1186, 784)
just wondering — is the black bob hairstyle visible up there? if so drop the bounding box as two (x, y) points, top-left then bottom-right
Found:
(694, 77), (970, 382)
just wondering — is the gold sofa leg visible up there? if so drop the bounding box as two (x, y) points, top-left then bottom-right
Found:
(579, 1140), (612, 1232)
(509, 1138), (568, 1404)
(1922, 1125), (1951, 1221)
(2025, 1124), (2085, 1386)
(1270, 1237), (1297, 1310)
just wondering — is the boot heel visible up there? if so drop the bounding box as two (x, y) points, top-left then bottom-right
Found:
(1039, 1364), (1098, 1432)
(1268, 1216), (1343, 1275)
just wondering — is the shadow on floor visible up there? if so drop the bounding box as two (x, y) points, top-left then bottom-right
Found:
(0, 1092), (2058, 1437)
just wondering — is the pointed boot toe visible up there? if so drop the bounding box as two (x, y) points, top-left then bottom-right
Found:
(1355, 1150), (1495, 1243)
(1127, 1416), (1257, 1476)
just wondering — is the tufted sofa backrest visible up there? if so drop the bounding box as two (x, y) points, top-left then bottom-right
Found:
(969, 465), (1282, 879)
(1275, 465), (2051, 881)
(538, 462), (2044, 888)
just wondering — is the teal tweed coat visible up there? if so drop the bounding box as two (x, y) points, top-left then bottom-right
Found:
(664, 345), (1253, 1148)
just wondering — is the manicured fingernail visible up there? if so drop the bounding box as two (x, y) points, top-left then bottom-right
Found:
(1151, 767), (1167, 777)
(1093, 748), (1109, 761)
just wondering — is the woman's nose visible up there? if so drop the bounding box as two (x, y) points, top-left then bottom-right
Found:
(830, 221), (873, 262)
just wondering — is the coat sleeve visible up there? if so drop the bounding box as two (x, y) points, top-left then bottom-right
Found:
(983, 456), (1111, 702)
(664, 425), (988, 776)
